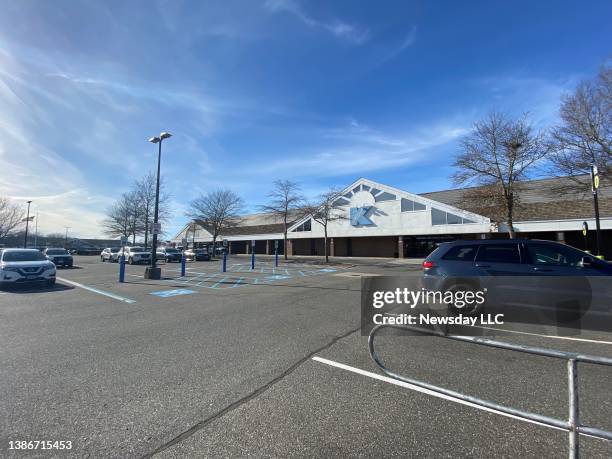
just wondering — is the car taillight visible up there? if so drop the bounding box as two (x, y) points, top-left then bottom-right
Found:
(422, 260), (434, 270)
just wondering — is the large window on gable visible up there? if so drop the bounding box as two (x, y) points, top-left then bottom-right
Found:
(291, 219), (312, 232)
(374, 192), (396, 202)
(431, 208), (477, 225)
(401, 198), (426, 212)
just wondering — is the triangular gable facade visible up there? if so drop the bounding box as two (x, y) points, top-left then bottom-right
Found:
(288, 178), (490, 238)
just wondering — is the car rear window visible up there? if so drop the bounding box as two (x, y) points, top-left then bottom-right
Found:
(475, 244), (521, 264)
(2, 250), (47, 262)
(46, 249), (68, 255)
(442, 245), (478, 261)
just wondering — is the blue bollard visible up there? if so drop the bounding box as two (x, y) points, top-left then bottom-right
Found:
(119, 255), (126, 283)
(181, 253), (186, 277)
(251, 250), (255, 271)
(222, 250), (227, 272)
(275, 248), (278, 267)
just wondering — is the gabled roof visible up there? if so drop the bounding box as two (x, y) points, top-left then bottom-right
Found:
(420, 175), (612, 222)
(287, 177), (490, 231)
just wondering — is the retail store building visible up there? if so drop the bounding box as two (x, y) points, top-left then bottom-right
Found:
(173, 175), (612, 259)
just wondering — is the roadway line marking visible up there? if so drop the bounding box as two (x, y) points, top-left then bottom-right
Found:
(311, 356), (597, 436)
(57, 277), (136, 304)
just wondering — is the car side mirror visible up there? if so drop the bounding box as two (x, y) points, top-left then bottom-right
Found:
(580, 256), (593, 268)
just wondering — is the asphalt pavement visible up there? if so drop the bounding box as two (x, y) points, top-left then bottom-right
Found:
(1, 255), (611, 458)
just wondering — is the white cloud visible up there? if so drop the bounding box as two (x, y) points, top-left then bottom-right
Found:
(264, 0), (370, 44)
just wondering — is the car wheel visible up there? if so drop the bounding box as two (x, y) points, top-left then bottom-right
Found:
(443, 280), (484, 316)
(101, 256), (105, 262)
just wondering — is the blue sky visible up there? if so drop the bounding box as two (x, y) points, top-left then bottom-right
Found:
(0, 0), (610, 238)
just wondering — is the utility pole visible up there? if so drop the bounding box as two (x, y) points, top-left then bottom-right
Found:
(23, 200), (32, 248)
(34, 211), (38, 247)
(64, 227), (71, 249)
(590, 165), (602, 257)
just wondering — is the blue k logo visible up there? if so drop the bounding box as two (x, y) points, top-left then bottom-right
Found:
(350, 206), (374, 226)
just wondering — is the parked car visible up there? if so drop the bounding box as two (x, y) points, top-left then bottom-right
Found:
(422, 239), (612, 314)
(43, 248), (74, 268)
(157, 247), (182, 263)
(121, 247), (151, 265)
(0, 248), (56, 287)
(100, 247), (121, 262)
(184, 248), (210, 261)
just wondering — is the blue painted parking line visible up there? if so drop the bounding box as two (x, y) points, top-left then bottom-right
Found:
(211, 276), (228, 288)
(196, 273), (218, 286)
(232, 277), (244, 288)
(150, 289), (195, 298)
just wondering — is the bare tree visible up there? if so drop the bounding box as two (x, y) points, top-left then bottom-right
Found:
(135, 172), (171, 249)
(550, 64), (611, 184)
(187, 189), (244, 258)
(259, 180), (304, 260)
(303, 188), (347, 263)
(103, 191), (142, 242)
(0, 197), (24, 243)
(452, 112), (549, 238)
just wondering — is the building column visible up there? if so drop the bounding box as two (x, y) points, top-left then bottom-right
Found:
(266, 240), (270, 255)
(556, 231), (566, 245)
(246, 241), (250, 255)
(397, 236), (404, 258)
(228, 241), (232, 255)
(287, 239), (293, 256)
(329, 237), (335, 257)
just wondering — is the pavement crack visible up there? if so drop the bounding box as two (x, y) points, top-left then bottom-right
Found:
(141, 325), (361, 458)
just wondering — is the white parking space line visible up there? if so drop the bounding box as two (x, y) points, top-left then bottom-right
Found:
(57, 277), (136, 304)
(312, 356), (594, 436)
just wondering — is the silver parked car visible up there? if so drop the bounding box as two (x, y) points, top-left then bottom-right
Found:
(0, 248), (56, 288)
(120, 247), (151, 265)
(100, 247), (121, 262)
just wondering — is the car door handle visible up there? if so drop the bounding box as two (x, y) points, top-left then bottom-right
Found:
(475, 264), (490, 268)
(532, 267), (552, 272)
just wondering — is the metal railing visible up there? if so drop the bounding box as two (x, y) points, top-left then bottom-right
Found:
(368, 324), (612, 459)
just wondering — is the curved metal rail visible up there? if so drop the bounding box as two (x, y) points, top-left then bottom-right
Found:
(368, 324), (612, 459)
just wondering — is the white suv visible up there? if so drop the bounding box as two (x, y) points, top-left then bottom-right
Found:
(121, 247), (151, 265)
(0, 248), (56, 287)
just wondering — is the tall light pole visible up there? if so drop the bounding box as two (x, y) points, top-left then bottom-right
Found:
(145, 131), (172, 279)
(64, 227), (71, 249)
(23, 200), (32, 248)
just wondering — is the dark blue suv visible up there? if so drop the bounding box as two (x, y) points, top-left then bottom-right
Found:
(422, 239), (611, 314)
(423, 239), (611, 277)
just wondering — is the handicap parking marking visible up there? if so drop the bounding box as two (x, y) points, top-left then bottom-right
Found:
(150, 289), (195, 298)
(265, 274), (291, 281)
(210, 276), (228, 288)
(231, 277), (244, 288)
(318, 268), (337, 273)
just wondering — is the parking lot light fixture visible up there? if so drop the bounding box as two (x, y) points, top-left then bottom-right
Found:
(23, 200), (32, 248)
(144, 131), (172, 280)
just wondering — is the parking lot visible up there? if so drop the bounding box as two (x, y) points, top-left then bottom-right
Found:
(1, 255), (611, 458)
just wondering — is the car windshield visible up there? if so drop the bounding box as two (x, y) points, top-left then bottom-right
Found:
(46, 249), (68, 255)
(111, 248), (120, 253)
(2, 250), (47, 262)
(131, 247), (146, 252)
(165, 248), (179, 253)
